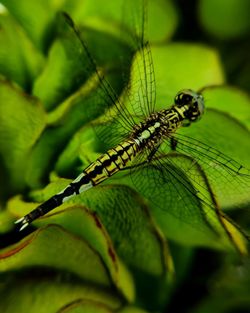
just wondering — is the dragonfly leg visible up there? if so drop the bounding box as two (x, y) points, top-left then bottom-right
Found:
(170, 137), (178, 151)
(147, 144), (161, 162)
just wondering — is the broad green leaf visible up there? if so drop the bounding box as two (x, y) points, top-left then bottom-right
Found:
(25, 84), (109, 189)
(221, 217), (248, 255)
(0, 225), (112, 286)
(57, 300), (114, 313)
(199, 0), (250, 39)
(34, 182), (173, 272)
(78, 185), (174, 309)
(64, 185), (173, 274)
(54, 123), (100, 177)
(56, 301), (150, 313)
(124, 154), (248, 254)
(28, 14), (132, 187)
(0, 0), (178, 52)
(9, 182), (174, 309)
(178, 109), (250, 209)
(33, 13), (130, 111)
(8, 196), (135, 302)
(0, 15), (44, 89)
(32, 26), (93, 111)
(147, 0), (178, 43)
(1, 0), (59, 51)
(0, 211), (14, 234)
(0, 78), (46, 196)
(151, 44), (225, 110)
(0, 278), (121, 313)
(202, 85), (250, 129)
(65, 0), (177, 44)
(167, 244), (195, 284)
(127, 43), (225, 116)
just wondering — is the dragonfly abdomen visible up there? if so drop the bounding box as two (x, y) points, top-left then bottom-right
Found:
(53, 139), (139, 201)
(85, 139), (139, 184)
(15, 139), (139, 230)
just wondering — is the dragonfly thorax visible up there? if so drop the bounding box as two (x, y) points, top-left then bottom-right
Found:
(131, 112), (172, 148)
(131, 89), (204, 149)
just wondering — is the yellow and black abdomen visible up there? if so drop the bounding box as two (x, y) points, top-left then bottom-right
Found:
(85, 139), (139, 185)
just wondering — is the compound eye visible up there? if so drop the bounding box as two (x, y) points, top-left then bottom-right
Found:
(174, 95), (180, 104)
(175, 91), (193, 106)
(183, 94), (193, 104)
(174, 94), (183, 106)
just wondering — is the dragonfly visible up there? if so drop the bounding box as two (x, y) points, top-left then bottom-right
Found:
(15, 0), (250, 252)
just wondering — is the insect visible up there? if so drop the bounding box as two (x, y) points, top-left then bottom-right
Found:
(15, 1), (250, 252)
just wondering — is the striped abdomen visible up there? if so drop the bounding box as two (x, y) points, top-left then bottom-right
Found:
(85, 139), (139, 185)
(15, 140), (139, 230)
(59, 139), (139, 199)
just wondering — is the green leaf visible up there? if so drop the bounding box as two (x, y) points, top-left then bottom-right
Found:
(81, 185), (174, 275)
(27, 12), (132, 187)
(56, 301), (150, 313)
(0, 15), (44, 89)
(0, 78), (46, 197)
(1, 0), (58, 51)
(153, 43), (225, 103)
(65, 0), (178, 44)
(33, 12), (130, 111)
(54, 123), (100, 177)
(0, 211), (14, 234)
(178, 108), (250, 209)
(147, 0), (178, 43)
(0, 278), (121, 313)
(25, 85), (106, 189)
(199, 0), (250, 39)
(78, 185), (174, 309)
(0, 225), (112, 285)
(8, 196), (135, 302)
(56, 300), (115, 313)
(129, 43), (225, 113)
(9, 182), (174, 309)
(202, 85), (250, 130)
(32, 21), (93, 111)
(125, 154), (248, 253)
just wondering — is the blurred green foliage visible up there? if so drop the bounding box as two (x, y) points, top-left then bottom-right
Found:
(0, 0), (250, 312)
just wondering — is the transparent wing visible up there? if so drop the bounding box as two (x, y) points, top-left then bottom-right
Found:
(126, 42), (156, 117)
(172, 108), (250, 210)
(126, 127), (250, 251)
(92, 0), (157, 144)
(62, 0), (157, 147)
(172, 133), (250, 209)
(130, 151), (221, 234)
(122, 0), (156, 117)
(61, 13), (136, 147)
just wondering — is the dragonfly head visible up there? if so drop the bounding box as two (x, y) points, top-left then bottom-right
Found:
(174, 89), (204, 122)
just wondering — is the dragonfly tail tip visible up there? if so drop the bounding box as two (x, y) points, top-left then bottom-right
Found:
(14, 217), (25, 224)
(15, 217), (29, 231)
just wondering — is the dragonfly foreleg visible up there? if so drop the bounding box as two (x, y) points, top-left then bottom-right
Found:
(147, 144), (161, 162)
(170, 137), (178, 151)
